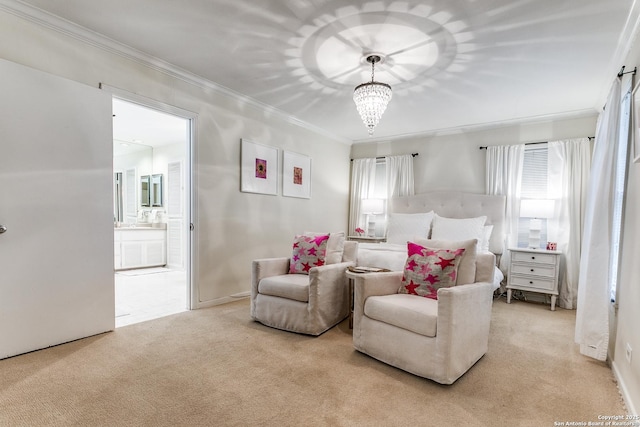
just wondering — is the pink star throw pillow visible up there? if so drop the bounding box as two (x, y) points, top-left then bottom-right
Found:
(399, 241), (465, 300)
(289, 234), (330, 275)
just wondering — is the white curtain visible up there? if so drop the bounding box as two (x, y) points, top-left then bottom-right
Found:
(547, 138), (592, 309)
(349, 158), (377, 236)
(385, 154), (415, 199)
(575, 78), (621, 361)
(485, 145), (525, 273)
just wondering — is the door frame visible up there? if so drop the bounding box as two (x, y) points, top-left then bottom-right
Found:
(100, 83), (197, 310)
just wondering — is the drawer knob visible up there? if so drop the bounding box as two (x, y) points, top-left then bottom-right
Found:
(529, 281), (534, 284)
(531, 269), (535, 272)
(531, 256), (536, 260)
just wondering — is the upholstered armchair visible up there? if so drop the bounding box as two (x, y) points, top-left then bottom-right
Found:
(251, 235), (357, 336)
(352, 241), (495, 385)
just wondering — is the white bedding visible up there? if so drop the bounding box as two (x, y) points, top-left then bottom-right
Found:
(357, 242), (503, 290)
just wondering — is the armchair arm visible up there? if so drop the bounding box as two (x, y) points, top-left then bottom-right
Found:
(308, 261), (355, 316)
(251, 257), (290, 310)
(352, 271), (404, 329)
(436, 281), (494, 376)
(354, 271), (404, 301)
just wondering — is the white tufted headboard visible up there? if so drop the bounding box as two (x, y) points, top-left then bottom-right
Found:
(389, 191), (506, 256)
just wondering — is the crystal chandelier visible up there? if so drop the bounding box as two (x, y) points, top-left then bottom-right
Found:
(353, 55), (392, 136)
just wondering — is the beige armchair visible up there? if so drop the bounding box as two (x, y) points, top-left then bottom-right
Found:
(251, 240), (358, 336)
(352, 252), (495, 384)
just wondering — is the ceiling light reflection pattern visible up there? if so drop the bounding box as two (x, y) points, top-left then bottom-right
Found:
(285, 2), (475, 99)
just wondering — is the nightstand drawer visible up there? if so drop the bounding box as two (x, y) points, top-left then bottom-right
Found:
(510, 264), (556, 278)
(509, 275), (556, 291)
(512, 251), (556, 265)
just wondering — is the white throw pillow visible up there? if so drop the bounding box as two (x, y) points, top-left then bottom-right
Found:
(431, 214), (487, 246)
(386, 212), (434, 245)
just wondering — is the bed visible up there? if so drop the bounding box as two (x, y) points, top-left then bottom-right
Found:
(356, 191), (507, 290)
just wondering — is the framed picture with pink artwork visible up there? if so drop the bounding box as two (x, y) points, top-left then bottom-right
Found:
(240, 139), (278, 195)
(283, 151), (311, 199)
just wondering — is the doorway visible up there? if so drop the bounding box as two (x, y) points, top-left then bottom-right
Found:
(111, 96), (193, 327)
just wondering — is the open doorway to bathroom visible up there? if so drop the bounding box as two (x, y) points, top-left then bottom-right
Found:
(112, 97), (192, 328)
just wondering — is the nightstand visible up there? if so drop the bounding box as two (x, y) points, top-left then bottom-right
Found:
(506, 247), (561, 311)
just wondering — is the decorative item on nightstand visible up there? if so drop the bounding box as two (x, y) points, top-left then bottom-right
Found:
(520, 199), (555, 249)
(361, 198), (385, 237)
(506, 247), (561, 310)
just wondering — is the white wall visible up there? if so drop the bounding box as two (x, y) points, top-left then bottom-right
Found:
(0, 10), (351, 306)
(350, 115), (597, 193)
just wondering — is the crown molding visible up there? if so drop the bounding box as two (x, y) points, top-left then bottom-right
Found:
(353, 108), (598, 144)
(0, 0), (352, 145)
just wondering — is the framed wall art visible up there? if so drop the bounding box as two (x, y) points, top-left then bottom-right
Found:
(283, 151), (311, 199)
(240, 139), (278, 195)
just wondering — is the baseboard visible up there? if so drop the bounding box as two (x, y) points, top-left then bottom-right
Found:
(611, 360), (638, 415)
(195, 292), (250, 309)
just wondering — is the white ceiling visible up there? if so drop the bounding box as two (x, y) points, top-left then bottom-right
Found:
(12, 0), (637, 143)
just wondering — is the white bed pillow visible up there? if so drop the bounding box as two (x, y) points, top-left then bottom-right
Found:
(431, 214), (487, 245)
(480, 225), (494, 253)
(386, 211), (434, 245)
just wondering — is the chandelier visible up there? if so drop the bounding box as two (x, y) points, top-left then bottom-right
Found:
(353, 54), (392, 136)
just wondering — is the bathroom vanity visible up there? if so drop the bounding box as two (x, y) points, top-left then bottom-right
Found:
(114, 224), (167, 270)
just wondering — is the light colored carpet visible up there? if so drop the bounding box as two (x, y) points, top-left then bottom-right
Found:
(0, 297), (626, 426)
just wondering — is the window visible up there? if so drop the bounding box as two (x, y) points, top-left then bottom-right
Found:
(372, 159), (387, 199)
(517, 145), (550, 248)
(361, 160), (387, 237)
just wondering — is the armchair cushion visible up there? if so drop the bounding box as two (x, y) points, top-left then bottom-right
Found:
(289, 234), (329, 274)
(365, 294), (438, 337)
(258, 274), (309, 303)
(399, 242), (465, 299)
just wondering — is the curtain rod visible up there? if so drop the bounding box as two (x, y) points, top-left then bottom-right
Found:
(351, 153), (419, 161)
(479, 137), (594, 150)
(618, 65), (637, 78)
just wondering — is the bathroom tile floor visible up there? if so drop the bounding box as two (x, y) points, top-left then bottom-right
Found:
(115, 268), (188, 328)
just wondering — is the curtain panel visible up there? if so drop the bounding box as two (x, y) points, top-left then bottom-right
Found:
(348, 158), (377, 237)
(575, 78), (622, 361)
(385, 155), (415, 200)
(547, 138), (592, 309)
(485, 145), (524, 273)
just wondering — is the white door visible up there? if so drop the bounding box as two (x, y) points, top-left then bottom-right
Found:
(0, 59), (114, 359)
(167, 161), (184, 270)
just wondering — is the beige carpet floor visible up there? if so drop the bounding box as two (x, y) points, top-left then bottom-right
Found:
(0, 297), (626, 426)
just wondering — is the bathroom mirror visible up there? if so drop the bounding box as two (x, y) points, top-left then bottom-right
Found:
(140, 175), (151, 207)
(151, 174), (163, 207)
